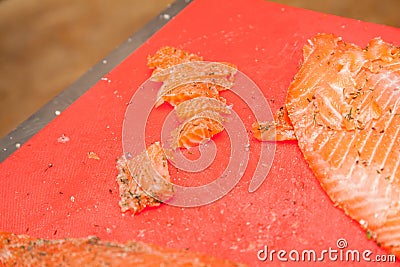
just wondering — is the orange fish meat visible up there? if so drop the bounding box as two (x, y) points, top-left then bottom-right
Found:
(256, 33), (400, 256)
(172, 110), (225, 149)
(154, 82), (223, 107)
(149, 54), (237, 107)
(116, 142), (174, 214)
(148, 46), (237, 149)
(147, 46), (203, 75)
(252, 106), (296, 141)
(0, 232), (246, 266)
(175, 96), (231, 121)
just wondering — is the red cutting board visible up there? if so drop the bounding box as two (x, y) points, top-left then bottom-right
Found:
(1, 0), (400, 266)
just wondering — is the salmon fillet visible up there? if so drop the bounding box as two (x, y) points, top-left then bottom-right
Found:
(116, 142), (174, 215)
(0, 232), (246, 266)
(258, 33), (400, 256)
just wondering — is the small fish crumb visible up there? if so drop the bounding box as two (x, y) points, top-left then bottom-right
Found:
(88, 152), (100, 160)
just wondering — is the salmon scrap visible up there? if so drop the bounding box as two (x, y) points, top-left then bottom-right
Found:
(147, 47), (237, 149)
(255, 33), (400, 256)
(116, 142), (174, 215)
(154, 82), (222, 108)
(116, 48), (237, 215)
(252, 106), (296, 141)
(172, 97), (231, 149)
(0, 232), (246, 266)
(175, 97), (232, 121)
(149, 57), (237, 107)
(172, 110), (225, 149)
(147, 46), (203, 75)
(147, 47), (224, 107)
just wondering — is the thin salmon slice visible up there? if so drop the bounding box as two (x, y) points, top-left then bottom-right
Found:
(152, 62), (236, 107)
(116, 142), (174, 214)
(148, 47), (237, 107)
(0, 232), (246, 266)
(147, 46), (203, 75)
(278, 33), (400, 256)
(148, 47), (237, 149)
(172, 110), (225, 149)
(175, 96), (231, 121)
(154, 82), (223, 107)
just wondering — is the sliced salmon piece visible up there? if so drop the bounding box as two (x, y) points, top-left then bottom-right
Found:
(148, 47), (236, 107)
(172, 110), (225, 149)
(116, 142), (174, 215)
(252, 106), (296, 141)
(280, 33), (400, 256)
(155, 82), (223, 107)
(0, 232), (246, 266)
(151, 61), (237, 85)
(147, 46), (237, 150)
(147, 46), (203, 75)
(175, 96), (231, 121)
(152, 62), (237, 107)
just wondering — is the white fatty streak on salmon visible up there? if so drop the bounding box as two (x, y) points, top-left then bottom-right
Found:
(369, 101), (398, 169)
(335, 77), (388, 169)
(356, 104), (393, 172)
(287, 38), (342, 106)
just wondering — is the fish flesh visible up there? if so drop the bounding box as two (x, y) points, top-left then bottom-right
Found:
(172, 110), (225, 149)
(175, 96), (231, 121)
(255, 33), (400, 256)
(148, 47), (237, 149)
(147, 47), (236, 107)
(116, 48), (237, 215)
(150, 61), (236, 107)
(116, 142), (174, 214)
(0, 232), (246, 266)
(252, 106), (295, 141)
(154, 82), (223, 107)
(147, 46), (203, 75)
